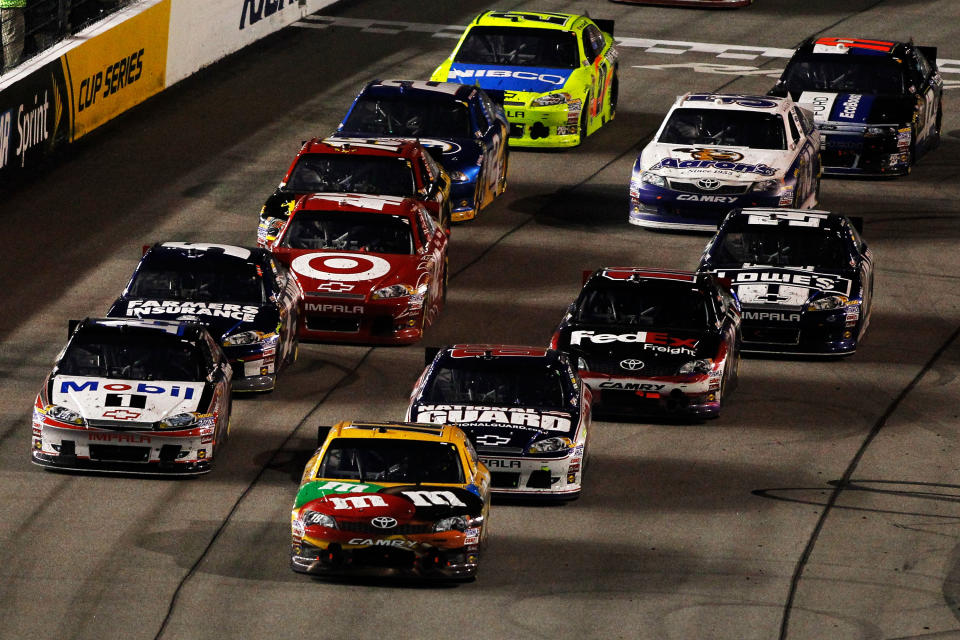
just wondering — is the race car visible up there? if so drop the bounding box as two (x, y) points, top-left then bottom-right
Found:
(107, 242), (300, 392)
(290, 421), (491, 580)
(32, 318), (233, 475)
(611, 0), (751, 5)
(406, 345), (591, 500)
(334, 80), (507, 222)
(769, 37), (943, 176)
(430, 11), (617, 148)
(265, 194), (448, 345)
(697, 208), (874, 355)
(258, 137), (451, 245)
(551, 268), (741, 418)
(630, 93), (821, 231)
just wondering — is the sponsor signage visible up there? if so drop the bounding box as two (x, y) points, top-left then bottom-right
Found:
(447, 64), (571, 93)
(714, 268), (851, 295)
(0, 59), (69, 182)
(125, 300), (260, 322)
(415, 405), (572, 432)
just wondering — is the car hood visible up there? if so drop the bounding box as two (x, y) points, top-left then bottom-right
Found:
(410, 403), (577, 444)
(796, 91), (914, 126)
(559, 325), (716, 375)
(641, 143), (784, 180)
(275, 249), (422, 299)
(446, 63), (573, 94)
(51, 375), (205, 422)
(108, 298), (276, 341)
(294, 481), (484, 519)
(710, 265), (856, 309)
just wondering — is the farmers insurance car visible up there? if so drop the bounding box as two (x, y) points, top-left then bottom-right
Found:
(407, 345), (590, 500)
(32, 318), (233, 475)
(290, 421), (491, 580)
(770, 37), (943, 175)
(431, 11), (617, 148)
(551, 268), (741, 418)
(258, 137), (451, 245)
(266, 194), (448, 345)
(108, 242), (299, 392)
(334, 80), (507, 222)
(630, 93), (821, 231)
(698, 208), (874, 355)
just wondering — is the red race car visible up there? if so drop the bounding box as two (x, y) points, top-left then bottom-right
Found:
(266, 193), (448, 345)
(258, 137), (451, 247)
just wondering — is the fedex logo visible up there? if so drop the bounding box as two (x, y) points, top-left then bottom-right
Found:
(59, 380), (195, 399)
(570, 330), (698, 349)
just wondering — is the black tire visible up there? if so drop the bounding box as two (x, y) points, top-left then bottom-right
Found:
(609, 69), (619, 120)
(497, 147), (509, 196)
(577, 94), (590, 146)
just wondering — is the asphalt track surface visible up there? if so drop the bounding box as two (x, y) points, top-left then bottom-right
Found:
(2, 1), (960, 639)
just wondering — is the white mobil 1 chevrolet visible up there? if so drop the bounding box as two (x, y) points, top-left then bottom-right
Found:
(629, 93), (821, 231)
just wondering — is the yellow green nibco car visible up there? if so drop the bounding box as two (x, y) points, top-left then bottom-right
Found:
(431, 11), (618, 148)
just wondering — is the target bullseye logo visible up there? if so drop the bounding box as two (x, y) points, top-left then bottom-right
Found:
(291, 252), (392, 282)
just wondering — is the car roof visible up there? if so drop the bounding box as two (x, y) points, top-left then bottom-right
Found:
(144, 242), (268, 269)
(359, 79), (477, 102)
(722, 208), (847, 232)
(300, 136), (423, 159)
(293, 193), (420, 216)
(472, 10), (585, 31)
(591, 267), (699, 284)
(672, 93), (794, 116)
(438, 344), (558, 363)
(329, 420), (467, 444)
(81, 317), (204, 339)
(798, 37), (910, 58)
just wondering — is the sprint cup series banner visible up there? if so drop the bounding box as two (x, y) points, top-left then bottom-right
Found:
(64, 0), (170, 140)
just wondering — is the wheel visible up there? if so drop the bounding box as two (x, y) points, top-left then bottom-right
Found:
(496, 147), (509, 196)
(577, 93), (590, 146)
(440, 257), (448, 305)
(609, 69), (619, 120)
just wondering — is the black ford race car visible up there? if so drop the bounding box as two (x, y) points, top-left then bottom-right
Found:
(551, 268), (741, 419)
(406, 345), (591, 500)
(769, 36), (943, 175)
(697, 208), (875, 355)
(108, 242), (300, 392)
(32, 318), (233, 475)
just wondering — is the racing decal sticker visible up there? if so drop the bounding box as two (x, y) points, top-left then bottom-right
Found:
(675, 148), (744, 162)
(570, 331), (698, 356)
(125, 300), (260, 322)
(813, 37), (895, 55)
(714, 269), (852, 296)
(446, 65), (572, 93)
(56, 378), (197, 399)
(294, 481), (387, 508)
(449, 346), (548, 358)
(414, 405), (573, 432)
(745, 211), (827, 227)
(652, 157), (777, 177)
(291, 252), (392, 283)
(829, 94), (874, 123)
(798, 92), (838, 122)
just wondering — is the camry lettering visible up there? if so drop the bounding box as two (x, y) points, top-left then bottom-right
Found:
(347, 538), (416, 548)
(415, 406), (571, 432)
(58, 380), (195, 399)
(676, 194), (738, 203)
(599, 382), (666, 391)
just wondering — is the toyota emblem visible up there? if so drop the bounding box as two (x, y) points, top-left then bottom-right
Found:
(371, 516), (397, 529)
(696, 178), (721, 191)
(619, 359), (645, 371)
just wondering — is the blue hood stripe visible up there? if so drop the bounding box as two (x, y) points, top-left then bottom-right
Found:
(447, 64), (571, 94)
(829, 94), (874, 124)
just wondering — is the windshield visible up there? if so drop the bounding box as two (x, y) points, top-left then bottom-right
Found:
(659, 108), (787, 149)
(129, 263), (264, 304)
(712, 228), (849, 267)
(576, 282), (712, 330)
(423, 361), (567, 408)
(781, 57), (905, 95)
(454, 26), (579, 69)
(58, 328), (206, 381)
(318, 438), (464, 484)
(285, 154), (415, 196)
(342, 97), (472, 138)
(281, 210), (415, 254)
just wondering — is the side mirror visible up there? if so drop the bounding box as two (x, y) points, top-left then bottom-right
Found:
(317, 425), (332, 447)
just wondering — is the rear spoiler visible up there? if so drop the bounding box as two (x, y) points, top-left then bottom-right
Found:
(917, 45), (937, 66)
(593, 18), (614, 37)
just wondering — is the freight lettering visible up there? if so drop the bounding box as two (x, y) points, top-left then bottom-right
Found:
(15, 92), (49, 167)
(126, 300), (259, 322)
(239, 0), (298, 30)
(415, 405), (572, 432)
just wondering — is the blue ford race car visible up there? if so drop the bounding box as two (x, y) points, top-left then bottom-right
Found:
(334, 79), (508, 222)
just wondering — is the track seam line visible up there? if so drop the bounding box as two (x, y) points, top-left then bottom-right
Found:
(777, 324), (960, 639)
(152, 347), (375, 640)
